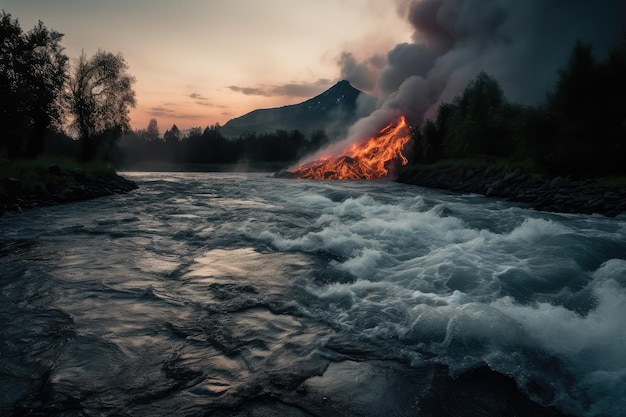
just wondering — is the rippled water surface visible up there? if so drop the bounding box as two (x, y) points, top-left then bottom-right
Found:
(1, 172), (625, 416)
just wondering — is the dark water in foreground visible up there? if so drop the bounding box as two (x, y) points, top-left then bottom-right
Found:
(1, 172), (625, 417)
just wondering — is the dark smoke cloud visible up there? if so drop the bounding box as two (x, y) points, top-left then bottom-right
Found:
(338, 51), (385, 92)
(340, 0), (626, 129)
(378, 43), (437, 94)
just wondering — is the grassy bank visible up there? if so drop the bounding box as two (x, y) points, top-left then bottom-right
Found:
(1, 157), (136, 214)
(1, 157), (116, 195)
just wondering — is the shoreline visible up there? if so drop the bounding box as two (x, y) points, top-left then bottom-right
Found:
(1, 169), (137, 216)
(4, 165), (626, 218)
(397, 166), (626, 217)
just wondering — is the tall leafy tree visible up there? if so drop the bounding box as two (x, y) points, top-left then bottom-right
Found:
(547, 42), (596, 127)
(145, 118), (160, 141)
(24, 20), (68, 156)
(0, 11), (26, 158)
(164, 124), (181, 143)
(445, 72), (507, 157)
(545, 41), (602, 172)
(68, 50), (136, 161)
(0, 11), (68, 158)
(603, 34), (626, 166)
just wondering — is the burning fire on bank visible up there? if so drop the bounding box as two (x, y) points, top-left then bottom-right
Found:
(283, 116), (411, 180)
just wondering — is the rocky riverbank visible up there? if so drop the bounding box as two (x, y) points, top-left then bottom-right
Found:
(397, 166), (626, 217)
(1, 165), (137, 216)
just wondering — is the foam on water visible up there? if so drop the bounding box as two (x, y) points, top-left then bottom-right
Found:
(492, 259), (626, 415)
(252, 188), (626, 416)
(3, 173), (625, 416)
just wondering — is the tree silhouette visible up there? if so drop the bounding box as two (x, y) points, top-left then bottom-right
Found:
(0, 11), (68, 158)
(545, 41), (604, 172)
(68, 50), (136, 161)
(445, 72), (508, 157)
(145, 118), (160, 142)
(164, 124), (181, 143)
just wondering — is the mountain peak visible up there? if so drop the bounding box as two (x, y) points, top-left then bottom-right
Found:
(221, 81), (376, 138)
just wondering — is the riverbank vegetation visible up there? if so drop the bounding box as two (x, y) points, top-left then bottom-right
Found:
(0, 156), (136, 213)
(2, 8), (625, 216)
(0, 11), (136, 162)
(0, 11), (137, 212)
(118, 123), (330, 169)
(409, 36), (626, 178)
(399, 35), (626, 216)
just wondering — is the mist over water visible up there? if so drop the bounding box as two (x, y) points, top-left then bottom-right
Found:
(1, 172), (625, 416)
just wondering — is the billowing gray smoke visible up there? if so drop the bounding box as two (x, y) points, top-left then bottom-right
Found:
(341, 0), (626, 138)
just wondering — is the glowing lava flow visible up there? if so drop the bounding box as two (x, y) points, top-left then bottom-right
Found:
(289, 116), (411, 180)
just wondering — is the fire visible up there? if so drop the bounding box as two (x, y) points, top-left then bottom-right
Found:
(289, 116), (411, 180)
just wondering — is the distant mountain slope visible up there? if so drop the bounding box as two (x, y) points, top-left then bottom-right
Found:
(220, 80), (377, 138)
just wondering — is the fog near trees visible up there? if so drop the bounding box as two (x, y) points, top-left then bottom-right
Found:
(119, 123), (331, 169)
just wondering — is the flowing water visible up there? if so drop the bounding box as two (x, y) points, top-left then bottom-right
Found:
(1, 172), (625, 417)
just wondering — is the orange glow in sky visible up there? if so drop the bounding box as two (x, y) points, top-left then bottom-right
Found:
(5, 0), (410, 131)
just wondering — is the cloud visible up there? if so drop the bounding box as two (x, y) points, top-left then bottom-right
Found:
(148, 105), (204, 120)
(189, 92), (207, 100)
(176, 114), (205, 120)
(228, 78), (333, 98)
(148, 106), (176, 117)
(228, 86), (269, 96)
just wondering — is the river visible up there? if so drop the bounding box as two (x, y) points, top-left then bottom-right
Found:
(1, 172), (625, 417)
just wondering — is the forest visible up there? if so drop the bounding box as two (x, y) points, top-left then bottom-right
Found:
(411, 38), (626, 177)
(2, 9), (625, 178)
(115, 34), (626, 178)
(117, 122), (333, 169)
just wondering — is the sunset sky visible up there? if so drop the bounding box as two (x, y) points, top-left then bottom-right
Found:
(4, 1), (625, 136)
(3, 0), (411, 131)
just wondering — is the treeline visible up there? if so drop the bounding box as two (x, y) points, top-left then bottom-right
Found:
(411, 36), (626, 176)
(119, 121), (332, 167)
(0, 11), (136, 162)
(4, 9), (626, 178)
(1, 9), (334, 169)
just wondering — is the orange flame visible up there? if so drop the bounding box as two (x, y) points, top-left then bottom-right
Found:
(289, 116), (411, 180)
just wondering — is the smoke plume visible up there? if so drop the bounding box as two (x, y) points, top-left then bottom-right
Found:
(341, 0), (626, 131)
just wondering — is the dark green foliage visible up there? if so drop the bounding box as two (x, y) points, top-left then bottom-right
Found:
(164, 124), (181, 143)
(145, 118), (160, 141)
(0, 11), (68, 158)
(412, 72), (520, 163)
(118, 123), (333, 168)
(411, 35), (626, 177)
(444, 72), (518, 158)
(412, 120), (439, 164)
(544, 37), (626, 174)
(1, 11), (137, 164)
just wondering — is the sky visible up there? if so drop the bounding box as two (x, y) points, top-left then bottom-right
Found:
(3, 0), (625, 136)
(2, 0), (412, 131)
